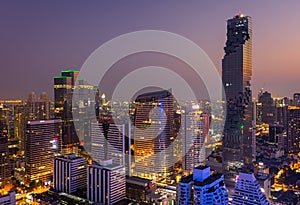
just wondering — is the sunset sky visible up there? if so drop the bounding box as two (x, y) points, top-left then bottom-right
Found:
(1, 1), (300, 99)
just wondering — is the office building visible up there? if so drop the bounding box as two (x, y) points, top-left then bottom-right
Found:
(257, 91), (275, 125)
(232, 172), (270, 205)
(293, 93), (300, 106)
(132, 90), (177, 179)
(256, 172), (273, 200)
(126, 176), (156, 202)
(13, 103), (26, 152)
(269, 123), (285, 150)
(94, 96), (134, 175)
(54, 70), (79, 154)
(275, 97), (290, 130)
(87, 161), (126, 204)
(222, 13), (254, 189)
(0, 100), (25, 155)
(71, 78), (96, 154)
(0, 191), (15, 205)
(287, 105), (300, 154)
(25, 119), (62, 186)
(182, 106), (208, 173)
(26, 92), (51, 120)
(0, 137), (11, 190)
(177, 165), (228, 205)
(53, 154), (87, 194)
(91, 122), (125, 166)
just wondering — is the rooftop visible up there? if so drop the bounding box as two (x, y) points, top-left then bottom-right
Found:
(179, 174), (193, 183)
(256, 173), (273, 181)
(53, 76), (72, 79)
(56, 154), (85, 161)
(194, 165), (209, 170)
(90, 162), (124, 170)
(136, 89), (172, 102)
(194, 173), (223, 187)
(61, 69), (79, 73)
(126, 176), (152, 186)
(179, 173), (224, 186)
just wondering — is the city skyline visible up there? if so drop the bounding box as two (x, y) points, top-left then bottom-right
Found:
(1, 3), (300, 204)
(1, 1), (300, 99)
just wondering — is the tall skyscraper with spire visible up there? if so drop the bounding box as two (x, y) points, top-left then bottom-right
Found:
(222, 13), (254, 189)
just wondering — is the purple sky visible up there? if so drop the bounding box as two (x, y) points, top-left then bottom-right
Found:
(1, 1), (300, 100)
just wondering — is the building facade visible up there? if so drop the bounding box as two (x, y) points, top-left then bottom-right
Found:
(257, 91), (276, 125)
(0, 100), (25, 154)
(91, 123), (125, 166)
(25, 119), (62, 186)
(0, 137), (11, 190)
(222, 13), (254, 189)
(182, 107), (208, 173)
(0, 191), (15, 205)
(53, 154), (87, 194)
(87, 161), (126, 205)
(54, 70), (79, 154)
(177, 166), (228, 205)
(232, 172), (270, 205)
(287, 105), (300, 154)
(132, 90), (178, 179)
(126, 176), (156, 202)
(26, 92), (51, 121)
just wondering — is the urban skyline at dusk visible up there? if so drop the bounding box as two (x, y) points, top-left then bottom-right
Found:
(1, 2), (300, 205)
(1, 1), (300, 99)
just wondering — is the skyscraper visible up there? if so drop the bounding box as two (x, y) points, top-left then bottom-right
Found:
(232, 172), (270, 205)
(275, 98), (289, 150)
(53, 154), (87, 194)
(132, 90), (177, 179)
(257, 91), (275, 125)
(25, 119), (62, 186)
(177, 165), (228, 205)
(0, 137), (11, 190)
(222, 13), (252, 100)
(91, 122), (125, 166)
(287, 105), (300, 154)
(13, 103), (26, 152)
(0, 100), (25, 167)
(222, 13), (254, 189)
(87, 160), (126, 204)
(0, 101), (25, 155)
(54, 70), (79, 154)
(26, 92), (51, 121)
(72, 78), (95, 155)
(293, 93), (300, 106)
(182, 106), (208, 173)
